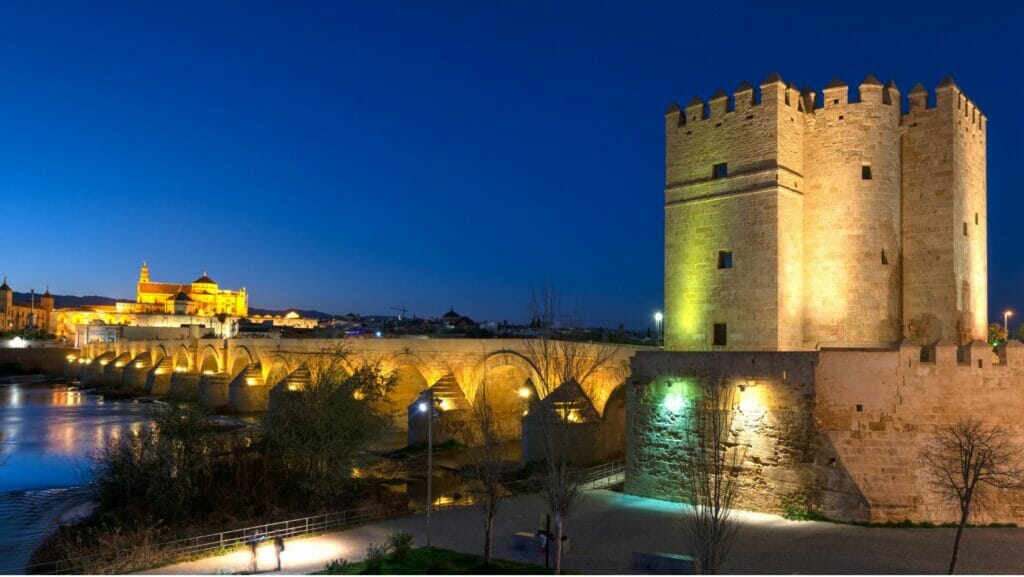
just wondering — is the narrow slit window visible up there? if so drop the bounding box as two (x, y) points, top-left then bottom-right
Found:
(712, 162), (728, 179)
(975, 213), (979, 225)
(717, 250), (733, 269)
(712, 323), (727, 346)
(881, 250), (889, 265)
(862, 165), (872, 180)
(963, 222), (968, 237)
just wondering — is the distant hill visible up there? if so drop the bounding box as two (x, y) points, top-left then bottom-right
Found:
(13, 292), (123, 309)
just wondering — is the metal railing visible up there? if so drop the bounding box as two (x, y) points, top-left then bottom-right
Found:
(25, 502), (403, 575)
(26, 459), (625, 574)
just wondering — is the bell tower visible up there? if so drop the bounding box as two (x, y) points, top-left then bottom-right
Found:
(139, 261), (150, 284)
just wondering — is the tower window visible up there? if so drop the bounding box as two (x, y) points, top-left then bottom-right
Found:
(717, 250), (733, 269)
(712, 323), (728, 346)
(712, 163), (728, 179)
(881, 250), (889, 265)
(975, 213), (979, 225)
(862, 165), (872, 180)
(963, 222), (968, 237)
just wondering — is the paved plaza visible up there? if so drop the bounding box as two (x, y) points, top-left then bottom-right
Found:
(148, 490), (1024, 574)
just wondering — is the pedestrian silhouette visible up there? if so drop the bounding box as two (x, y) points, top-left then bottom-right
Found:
(274, 536), (285, 571)
(248, 532), (259, 573)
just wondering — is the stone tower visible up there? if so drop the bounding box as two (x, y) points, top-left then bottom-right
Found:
(663, 73), (986, 351)
(902, 78), (987, 345)
(139, 261), (150, 284)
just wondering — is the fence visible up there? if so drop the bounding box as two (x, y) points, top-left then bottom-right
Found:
(25, 503), (403, 575)
(26, 459), (625, 574)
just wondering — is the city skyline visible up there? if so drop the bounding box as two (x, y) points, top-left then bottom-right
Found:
(1, 1), (1021, 330)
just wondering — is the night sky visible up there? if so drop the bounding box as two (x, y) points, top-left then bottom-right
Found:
(0, 1), (1020, 331)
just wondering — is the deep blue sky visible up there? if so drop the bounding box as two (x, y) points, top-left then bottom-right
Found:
(0, 1), (1021, 330)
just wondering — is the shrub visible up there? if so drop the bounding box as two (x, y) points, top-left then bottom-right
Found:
(323, 558), (350, 574)
(364, 542), (389, 573)
(780, 494), (825, 521)
(386, 531), (413, 560)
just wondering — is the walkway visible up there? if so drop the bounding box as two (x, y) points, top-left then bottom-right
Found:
(148, 490), (1024, 574)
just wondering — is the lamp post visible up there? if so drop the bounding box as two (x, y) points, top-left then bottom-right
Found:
(654, 312), (663, 348)
(1005, 310), (1013, 336)
(418, 390), (441, 546)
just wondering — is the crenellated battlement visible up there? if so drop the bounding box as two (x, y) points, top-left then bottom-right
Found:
(666, 73), (909, 128)
(667, 73), (985, 131)
(904, 76), (986, 131)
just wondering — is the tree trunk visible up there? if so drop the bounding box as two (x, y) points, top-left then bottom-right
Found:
(949, 505), (970, 574)
(484, 512), (493, 566)
(553, 513), (564, 575)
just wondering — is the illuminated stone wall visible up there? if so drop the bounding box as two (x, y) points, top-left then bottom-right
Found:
(902, 82), (987, 345)
(664, 77), (803, 351)
(625, 350), (833, 515)
(627, 345), (1024, 524)
(665, 75), (986, 351)
(802, 79), (902, 347)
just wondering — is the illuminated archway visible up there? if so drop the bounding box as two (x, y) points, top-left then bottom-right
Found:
(229, 346), (254, 377)
(173, 346), (191, 372)
(198, 346), (221, 374)
(391, 364), (429, 409)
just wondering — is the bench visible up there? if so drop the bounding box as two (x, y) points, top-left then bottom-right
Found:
(512, 531), (537, 551)
(512, 532), (571, 555)
(631, 551), (699, 574)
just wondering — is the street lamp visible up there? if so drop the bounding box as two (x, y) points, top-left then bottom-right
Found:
(654, 311), (663, 348)
(418, 389), (442, 546)
(1005, 310), (1014, 335)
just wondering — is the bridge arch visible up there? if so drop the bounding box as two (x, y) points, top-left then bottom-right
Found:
(468, 351), (545, 426)
(172, 346), (192, 372)
(391, 363), (429, 409)
(151, 345), (168, 366)
(198, 345), (221, 374)
(228, 346), (254, 377)
(264, 359), (291, 387)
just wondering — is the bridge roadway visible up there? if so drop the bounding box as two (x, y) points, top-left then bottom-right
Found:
(69, 337), (641, 422)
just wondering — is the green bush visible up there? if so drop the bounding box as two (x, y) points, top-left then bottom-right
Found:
(323, 558), (350, 573)
(387, 531), (413, 560)
(364, 542), (389, 573)
(780, 494), (827, 522)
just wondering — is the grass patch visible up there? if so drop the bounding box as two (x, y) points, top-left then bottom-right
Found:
(319, 546), (551, 574)
(384, 439), (465, 458)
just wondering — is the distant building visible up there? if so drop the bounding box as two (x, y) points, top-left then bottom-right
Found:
(441, 307), (475, 330)
(54, 264), (320, 344)
(0, 278), (55, 333)
(118, 262), (248, 316)
(248, 310), (318, 329)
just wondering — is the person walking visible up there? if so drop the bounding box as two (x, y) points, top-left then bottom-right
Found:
(274, 536), (285, 571)
(248, 532), (259, 573)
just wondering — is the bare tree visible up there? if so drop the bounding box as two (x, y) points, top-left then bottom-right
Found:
(467, 376), (510, 566)
(681, 366), (744, 575)
(920, 417), (1024, 574)
(519, 283), (623, 574)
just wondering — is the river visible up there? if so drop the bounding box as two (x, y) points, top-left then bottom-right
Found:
(0, 377), (153, 574)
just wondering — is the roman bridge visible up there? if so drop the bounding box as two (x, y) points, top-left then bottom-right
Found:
(69, 338), (641, 430)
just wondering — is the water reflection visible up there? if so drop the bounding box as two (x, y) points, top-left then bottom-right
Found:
(0, 380), (155, 573)
(0, 383), (152, 492)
